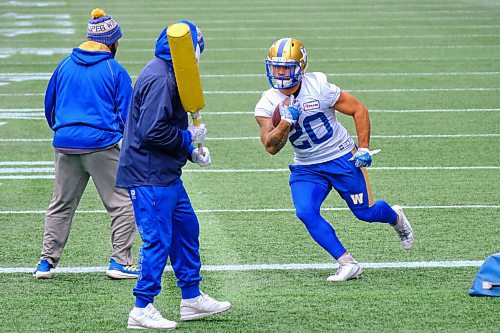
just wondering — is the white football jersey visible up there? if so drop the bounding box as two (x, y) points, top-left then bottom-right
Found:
(255, 72), (355, 165)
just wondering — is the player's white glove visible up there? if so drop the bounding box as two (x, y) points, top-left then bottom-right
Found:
(188, 123), (207, 144)
(279, 95), (302, 125)
(348, 148), (381, 168)
(191, 147), (211, 167)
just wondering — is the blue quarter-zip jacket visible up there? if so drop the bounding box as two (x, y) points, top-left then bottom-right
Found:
(116, 30), (194, 188)
(45, 43), (133, 149)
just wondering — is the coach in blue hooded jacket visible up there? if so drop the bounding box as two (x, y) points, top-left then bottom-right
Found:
(33, 8), (139, 280)
(116, 21), (231, 330)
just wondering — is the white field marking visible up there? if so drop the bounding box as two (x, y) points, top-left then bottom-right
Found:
(201, 88), (500, 94)
(199, 24), (500, 32)
(167, 56), (500, 64)
(2, 205), (499, 215)
(0, 114), (44, 119)
(369, 134), (500, 138)
(1, 134), (498, 143)
(6, 20), (73, 27)
(189, 108), (500, 115)
(45, 2), (497, 10)
(180, 166), (500, 172)
(0, 28), (74, 37)
(0, 122), (6, 126)
(33, 32), (493, 43)
(3, 72), (500, 82)
(204, 45), (500, 53)
(0, 73), (51, 82)
(0, 157), (498, 167)
(369, 108), (500, 113)
(47, 9), (493, 16)
(0, 48), (70, 57)
(0, 167), (53, 173)
(0, 109), (499, 119)
(0, 166), (499, 179)
(0, 260), (485, 274)
(0, 1), (66, 7)
(0, 14), (498, 37)
(2, 88), (500, 97)
(0, 139), (51, 142)
(8, 15), (493, 25)
(0, 161), (52, 166)
(1, 47), (499, 60)
(5, 44), (500, 55)
(201, 72), (500, 78)
(0, 113), (498, 121)
(72, 44), (500, 53)
(0, 108), (43, 112)
(1, 12), (71, 19)
(3, 24), (500, 42)
(117, 0), (497, 6)
(208, 34), (500, 41)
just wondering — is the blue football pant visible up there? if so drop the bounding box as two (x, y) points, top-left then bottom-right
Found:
(289, 152), (398, 260)
(128, 180), (202, 307)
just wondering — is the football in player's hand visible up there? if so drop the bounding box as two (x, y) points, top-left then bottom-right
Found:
(272, 97), (290, 128)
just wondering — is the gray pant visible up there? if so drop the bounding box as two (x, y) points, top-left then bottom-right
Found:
(41, 146), (136, 267)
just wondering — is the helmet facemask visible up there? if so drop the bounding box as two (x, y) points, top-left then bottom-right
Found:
(265, 58), (303, 89)
(265, 38), (307, 90)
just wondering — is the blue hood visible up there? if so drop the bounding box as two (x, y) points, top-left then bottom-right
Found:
(70, 47), (114, 66)
(154, 27), (172, 62)
(154, 20), (204, 62)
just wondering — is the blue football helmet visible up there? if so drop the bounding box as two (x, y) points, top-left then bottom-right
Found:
(265, 38), (308, 89)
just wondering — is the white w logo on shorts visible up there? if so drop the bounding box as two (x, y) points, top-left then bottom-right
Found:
(350, 193), (364, 205)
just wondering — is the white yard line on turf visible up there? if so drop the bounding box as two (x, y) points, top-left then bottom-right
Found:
(0, 166), (500, 179)
(0, 13), (71, 19)
(1, 108), (499, 115)
(0, 1), (66, 7)
(1, 205), (500, 215)
(1, 165), (499, 171)
(0, 134), (499, 142)
(2, 88), (500, 97)
(0, 260), (484, 274)
(1, 166), (500, 179)
(16, 8), (492, 16)
(0, 72), (499, 82)
(1, 45), (499, 58)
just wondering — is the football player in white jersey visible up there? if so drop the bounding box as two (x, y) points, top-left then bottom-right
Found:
(255, 38), (414, 282)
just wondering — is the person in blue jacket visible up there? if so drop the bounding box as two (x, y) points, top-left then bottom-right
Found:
(33, 8), (139, 280)
(116, 21), (231, 330)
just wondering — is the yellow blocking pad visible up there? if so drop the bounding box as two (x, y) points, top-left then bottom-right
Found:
(167, 22), (205, 119)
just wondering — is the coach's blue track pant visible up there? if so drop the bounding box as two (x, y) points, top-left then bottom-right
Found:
(128, 179), (202, 307)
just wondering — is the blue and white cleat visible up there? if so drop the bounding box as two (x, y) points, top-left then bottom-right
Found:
(33, 258), (53, 279)
(105, 258), (139, 279)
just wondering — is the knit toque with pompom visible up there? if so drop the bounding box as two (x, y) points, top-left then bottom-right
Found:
(87, 8), (122, 46)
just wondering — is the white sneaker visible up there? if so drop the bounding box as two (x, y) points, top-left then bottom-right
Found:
(392, 205), (414, 250)
(327, 262), (363, 282)
(180, 293), (231, 321)
(127, 303), (177, 330)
